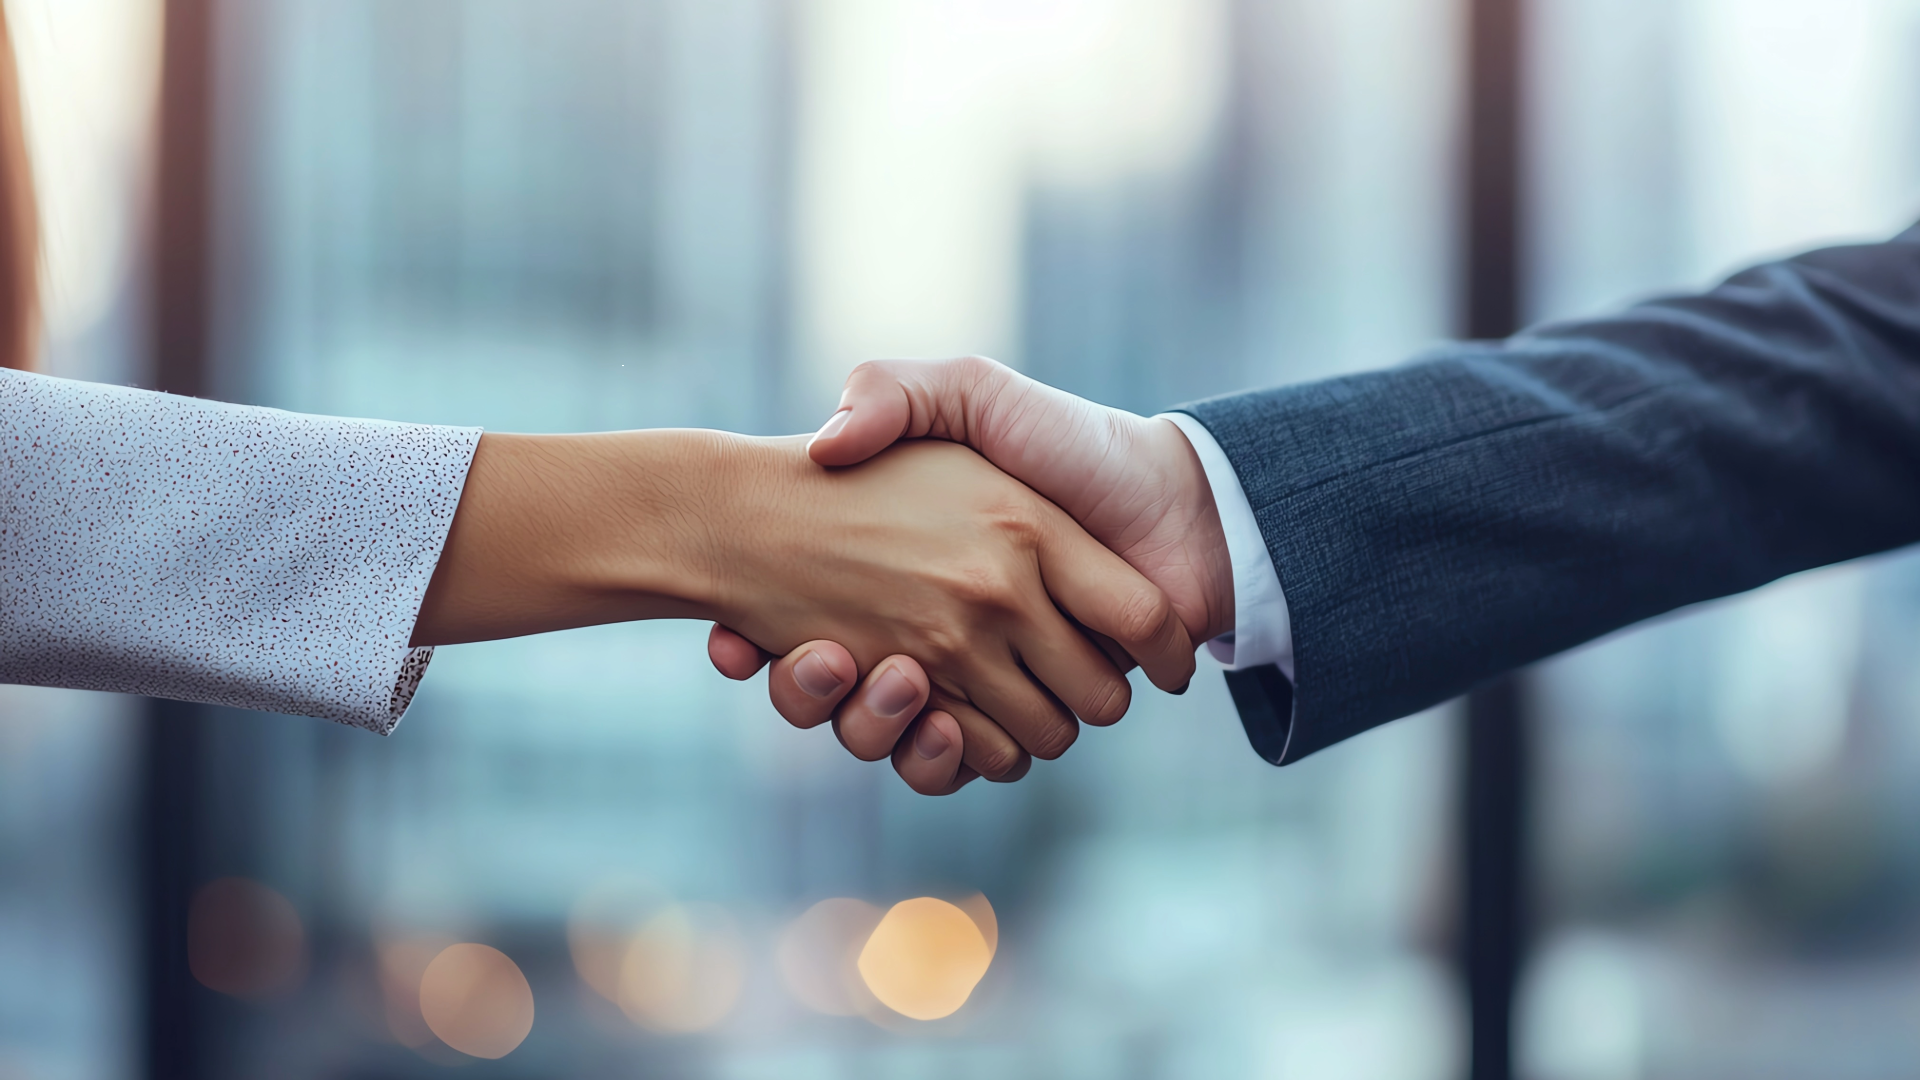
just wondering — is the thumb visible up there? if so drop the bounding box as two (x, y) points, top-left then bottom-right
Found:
(807, 356), (1016, 467)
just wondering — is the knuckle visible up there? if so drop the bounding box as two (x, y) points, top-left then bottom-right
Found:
(912, 623), (969, 666)
(1026, 718), (1079, 761)
(973, 741), (1027, 780)
(1111, 586), (1173, 645)
(991, 500), (1048, 547)
(993, 756), (1033, 784)
(1080, 676), (1132, 726)
(945, 563), (1020, 612)
(954, 354), (1001, 382)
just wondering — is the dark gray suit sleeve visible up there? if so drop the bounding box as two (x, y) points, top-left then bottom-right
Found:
(1178, 226), (1920, 765)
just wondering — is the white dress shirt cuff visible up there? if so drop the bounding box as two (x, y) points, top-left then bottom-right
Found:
(1158, 412), (1294, 680)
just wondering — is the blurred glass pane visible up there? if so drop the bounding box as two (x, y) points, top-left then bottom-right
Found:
(202, 0), (1466, 1075)
(1526, 1), (1920, 1077)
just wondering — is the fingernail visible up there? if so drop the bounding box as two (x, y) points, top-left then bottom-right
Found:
(868, 666), (919, 719)
(812, 408), (852, 443)
(913, 721), (952, 760)
(793, 650), (844, 698)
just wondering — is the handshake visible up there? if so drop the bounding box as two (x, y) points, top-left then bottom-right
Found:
(704, 356), (1240, 796)
(413, 355), (1239, 798)
(410, 231), (1919, 786)
(4, 232), (1894, 769)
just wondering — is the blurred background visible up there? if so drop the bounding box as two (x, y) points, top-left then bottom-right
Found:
(4, 0), (1920, 1077)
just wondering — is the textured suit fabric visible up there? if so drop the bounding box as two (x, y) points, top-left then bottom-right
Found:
(1179, 226), (1920, 765)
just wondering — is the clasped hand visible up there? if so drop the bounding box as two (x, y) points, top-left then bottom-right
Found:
(415, 359), (1230, 797)
(703, 434), (1196, 790)
(709, 357), (1237, 796)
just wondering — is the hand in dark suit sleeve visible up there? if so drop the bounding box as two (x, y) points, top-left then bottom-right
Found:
(715, 226), (1920, 778)
(1181, 225), (1920, 761)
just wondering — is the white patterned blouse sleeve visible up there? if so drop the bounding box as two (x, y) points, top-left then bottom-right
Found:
(0, 368), (481, 734)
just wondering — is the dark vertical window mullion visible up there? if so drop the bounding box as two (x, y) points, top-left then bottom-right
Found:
(141, 1), (218, 1078)
(1459, 0), (1530, 1079)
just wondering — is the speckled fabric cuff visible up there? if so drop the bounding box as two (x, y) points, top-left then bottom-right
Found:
(0, 368), (480, 733)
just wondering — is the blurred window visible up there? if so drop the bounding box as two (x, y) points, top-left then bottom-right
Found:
(196, 0), (1467, 1076)
(1524, 1), (1920, 1077)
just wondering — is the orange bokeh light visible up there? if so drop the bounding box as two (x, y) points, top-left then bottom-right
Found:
(776, 897), (884, 1016)
(376, 934), (456, 1049)
(567, 880), (669, 1004)
(417, 943), (536, 1060)
(857, 897), (993, 1021)
(187, 878), (306, 999)
(955, 892), (998, 957)
(617, 904), (746, 1033)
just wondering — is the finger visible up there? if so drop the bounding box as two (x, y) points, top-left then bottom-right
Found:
(938, 696), (1033, 782)
(1009, 599), (1135, 728)
(889, 711), (972, 796)
(766, 641), (859, 730)
(808, 356), (1019, 468)
(708, 625), (772, 680)
(1035, 515), (1197, 694)
(958, 651), (1082, 762)
(831, 656), (932, 761)
(1085, 628), (1139, 674)
(986, 754), (1032, 784)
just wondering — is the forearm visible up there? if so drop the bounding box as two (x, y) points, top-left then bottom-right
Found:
(412, 429), (739, 645)
(1187, 226), (1920, 761)
(422, 429), (1186, 789)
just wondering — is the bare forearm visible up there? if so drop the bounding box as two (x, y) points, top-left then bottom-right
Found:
(409, 428), (1190, 795)
(411, 429), (734, 645)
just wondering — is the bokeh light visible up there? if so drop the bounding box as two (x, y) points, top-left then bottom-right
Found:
(857, 897), (994, 1021)
(955, 892), (998, 957)
(186, 878), (306, 999)
(776, 897), (884, 1016)
(567, 880), (669, 1003)
(375, 934), (456, 1049)
(417, 943), (536, 1060)
(617, 904), (747, 1033)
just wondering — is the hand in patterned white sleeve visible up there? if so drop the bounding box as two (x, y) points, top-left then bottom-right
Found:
(708, 356), (1235, 794)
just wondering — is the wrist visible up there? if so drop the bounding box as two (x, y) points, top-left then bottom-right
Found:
(415, 429), (747, 644)
(578, 429), (731, 616)
(1147, 416), (1237, 644)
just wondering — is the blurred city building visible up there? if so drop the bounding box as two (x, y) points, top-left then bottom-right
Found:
(2, 0), (1920, 1078)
